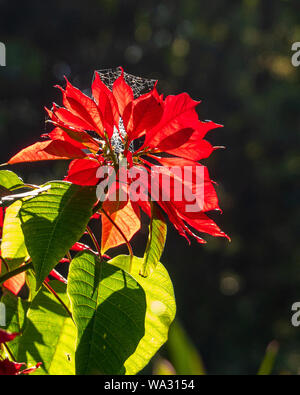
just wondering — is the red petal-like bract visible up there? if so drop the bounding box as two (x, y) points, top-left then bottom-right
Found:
(46, 268), (68, 284)
(142, 93), (200, 148)
(2, 272), (26, 295)
(0, 208), (3, 233)
(65, 158), (103, 186)
(112, 71), (134, 117)
(8, 140), (86, 164)
(0, 359), (42, 375)
(0, 359), (25, 375)
(125, 92), (163, 142)
(155, 127), (214, 161)
(93, 72), (119, 138)
(101, 198), (141, 253)
(0, 329), (20, 344)
(0, 252), (26, 296)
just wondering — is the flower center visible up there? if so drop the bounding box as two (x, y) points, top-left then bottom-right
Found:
(110, 118), (133, 154)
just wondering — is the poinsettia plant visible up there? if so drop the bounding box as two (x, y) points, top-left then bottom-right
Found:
(0, 67), (228, 375)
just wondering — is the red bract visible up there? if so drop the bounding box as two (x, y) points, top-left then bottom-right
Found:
(0, 329), (20, 344)
(0, 330), (42, 375)
(7, 67), (228, 249)
(0, 359), (42, 375)
(0, 208), (3, 238)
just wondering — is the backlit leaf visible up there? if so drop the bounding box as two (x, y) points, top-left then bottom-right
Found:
(0, 170), (24, 191)
(140, 204), (167, 277)
(19, 181), (96, 288)
(109, 255), (176, 374)
(1, 201), (29, 268)
(17, 281), (76, 375)
(67, 251), (146, 375)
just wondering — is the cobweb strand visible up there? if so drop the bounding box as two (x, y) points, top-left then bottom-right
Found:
(94, 67), (156, 98)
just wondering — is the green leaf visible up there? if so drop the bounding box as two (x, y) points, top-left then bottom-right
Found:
(108, 255), (176, 375)
(167, 320), (206, 375)
(1, 201), (28, 269)
(0, 170), (24, 191)
(19, 181), (97, 289)
(67, 251), (147, 375)
(17, 281), (76, 375)
(257, 340), (279, 375)
(140, 204), (167, 277)
(0, 292), (30, 358)
(25, 270), (38, 302)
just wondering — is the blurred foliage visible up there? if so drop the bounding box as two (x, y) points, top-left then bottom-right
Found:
(0, 0), (300, 374)
(258, 340), (279, 375)
(166, 320), (206, 375)
(152, 357), (176, 375)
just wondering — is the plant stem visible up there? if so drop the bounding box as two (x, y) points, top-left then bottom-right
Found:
(86, 226), (102, 259)
(0, 256), (10, 273)
(92, 200), (103, 215)
(42, 281), (74, 323)
(0, 262), (33, 285)
(3, 343), (16, 362)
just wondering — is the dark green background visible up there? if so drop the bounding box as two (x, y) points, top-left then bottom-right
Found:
(0, 0), (300, 374)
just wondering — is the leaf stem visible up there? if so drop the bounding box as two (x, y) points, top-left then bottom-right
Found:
(3, 343), (16, 362)
(66, 251), (72, 262)
(42, 281), (74, 323)
(92, 200), (103, 215)
(0, 262), (33, 285)
(0, 256), (10, 273)
(86, 226), (102, 259)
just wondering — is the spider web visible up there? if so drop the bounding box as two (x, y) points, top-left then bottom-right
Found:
(95, 67), (156, 98)
(93, 67), (156, 153)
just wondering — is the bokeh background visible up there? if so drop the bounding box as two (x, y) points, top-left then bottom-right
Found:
(1, 0), (300, 374)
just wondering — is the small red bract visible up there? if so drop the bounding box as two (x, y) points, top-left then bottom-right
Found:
(0, 359), (42, 375)
(0, 328), (20, 344)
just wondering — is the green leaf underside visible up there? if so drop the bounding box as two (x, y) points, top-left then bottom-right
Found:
(0, 292), (30, 358)
(108, 255), (176, 375)
(141, 204), (167, 277)
(19, 181), (97, 289)
(17, 281), (76, 375)
(67, 251), (146, 375)
(0, 170), (24, 191)
(1, 201), (28, 269)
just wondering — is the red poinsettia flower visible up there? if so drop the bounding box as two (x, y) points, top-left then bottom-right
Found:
(7, 67), (228, 251)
